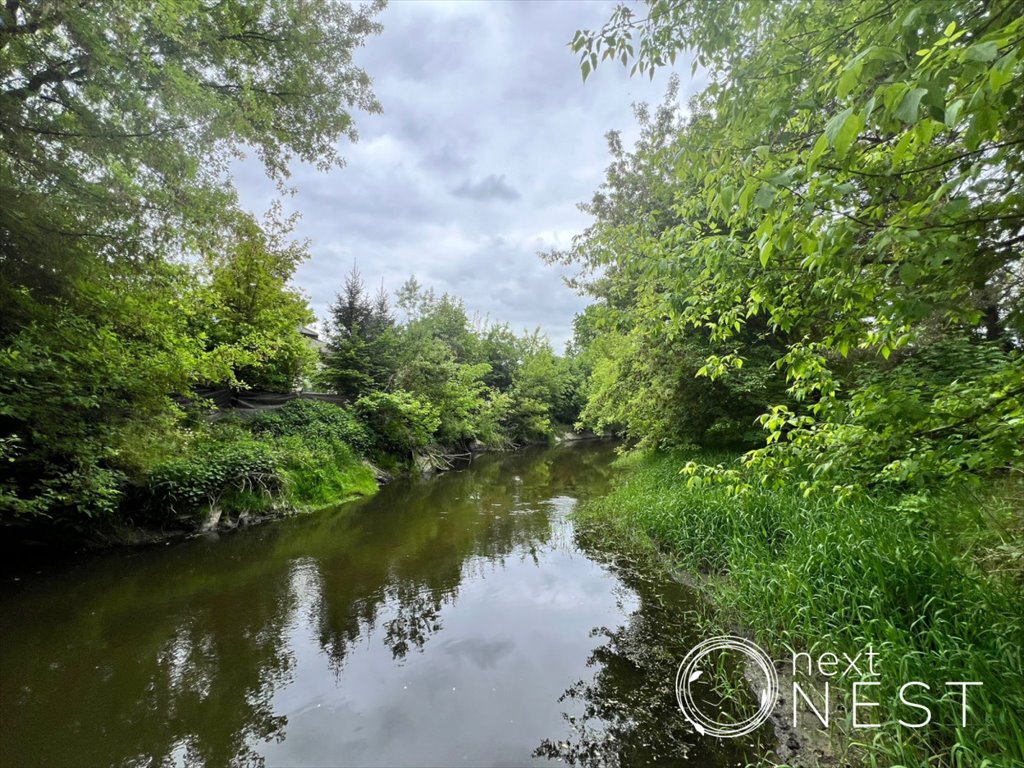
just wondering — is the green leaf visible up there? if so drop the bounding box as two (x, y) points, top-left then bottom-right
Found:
(719, 185), (735, 214)
(824, 107), (854, 147)
(823, 108), (864, 157)
(894, 88), (928, 124)
(835, 110), (864, 156)
(964, 41), (999, 63)
(900, 262), (921, 285)
(753, 184), (776, 210)
(808, 132), (829, 166)
(944, 98), (964, 128)
(837, 61), (863, 99)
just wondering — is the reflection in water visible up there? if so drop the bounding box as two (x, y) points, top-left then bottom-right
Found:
(534, 529), (770, 767)
(1, 443), (762, 767)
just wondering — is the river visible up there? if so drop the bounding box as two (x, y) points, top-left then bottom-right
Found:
(0, 442), (763, 767)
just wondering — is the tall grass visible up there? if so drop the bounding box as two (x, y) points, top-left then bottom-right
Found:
(275, 434), (378, 509)
(577, 451), (1024, 767)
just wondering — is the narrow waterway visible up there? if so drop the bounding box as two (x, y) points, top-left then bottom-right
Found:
(1, 442), (762, 767)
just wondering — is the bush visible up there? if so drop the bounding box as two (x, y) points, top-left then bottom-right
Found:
(250, 399), (370, 452)
(355, 390), (439, 456)
(146, 429), (279, 520)
(251, 400), (378, 509)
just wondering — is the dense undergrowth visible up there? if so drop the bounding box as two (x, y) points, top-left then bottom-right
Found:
(577, 451), (1024, 768)
(132, 400), (380, 535)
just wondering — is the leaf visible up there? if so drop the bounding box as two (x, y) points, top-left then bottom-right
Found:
(837, 61), (862, 99)
(807, 132), (829, 167)
(944, 98), (964, 128)
(720, 184), (735, 214)
(824, 107), (854, 147)
(894, 88), (928, 124)
(758, 235), (774, 266)
(900, 262), (921, 285)
(835, 110), (864, 156)
(753, 184), (776, 210)
(964, 41), (999, 63)
(824, 108), (863, 156)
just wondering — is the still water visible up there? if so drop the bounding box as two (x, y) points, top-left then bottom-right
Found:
(1, 442), (761, 767)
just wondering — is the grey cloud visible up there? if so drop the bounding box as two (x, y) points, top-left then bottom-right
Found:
(232, 1), (701, 350)
(451, 174), (520, 202)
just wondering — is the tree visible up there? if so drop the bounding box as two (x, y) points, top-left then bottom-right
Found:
(572, 0), (1024, 493)
(0, 0), (384, 525)
(548, 81), (784, 449)
(199, 207), (317, 392)
(1, 0), (384, 276)
(322, 264), (397, 399)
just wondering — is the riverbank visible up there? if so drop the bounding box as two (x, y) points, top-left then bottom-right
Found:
(575, 450), (1024, 768)
(4, 393), (605, 557)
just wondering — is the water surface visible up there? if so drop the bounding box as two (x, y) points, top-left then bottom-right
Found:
(1, 442), (761, 766)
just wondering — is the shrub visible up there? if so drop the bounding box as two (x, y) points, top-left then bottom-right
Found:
(273, 434), (376, 508)
(250, 399), (370, 452)
(146, 428), (279, 520)
(354, 390), (439, 456)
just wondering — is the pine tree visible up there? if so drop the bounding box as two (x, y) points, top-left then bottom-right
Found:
(322, 265), (397, 398)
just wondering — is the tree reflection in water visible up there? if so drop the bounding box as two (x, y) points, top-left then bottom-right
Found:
(2, 443), (758, 767)
(535, 528), (772, 768)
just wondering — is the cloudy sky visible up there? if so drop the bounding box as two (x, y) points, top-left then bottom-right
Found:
(233, 0), (701, 349)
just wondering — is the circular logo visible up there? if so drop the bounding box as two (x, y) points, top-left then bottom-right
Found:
(675, 635), (778, 738)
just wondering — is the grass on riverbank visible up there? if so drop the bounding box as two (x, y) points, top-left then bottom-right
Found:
(141, 401), (380, 529)
(576, 450), (1024, 768)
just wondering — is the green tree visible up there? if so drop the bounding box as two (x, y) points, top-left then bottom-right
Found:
(199, 207), (317, 392)
(503, 332), (565, 443)
(549, 81), (784, 449)
(573, 0), (1024, 493)
(1, 0), (384, 526)
(0, 263), (213, 525)
(322, 264), (397, 399)
(1, 0), (383, 274)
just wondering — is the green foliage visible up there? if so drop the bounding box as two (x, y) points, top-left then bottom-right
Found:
(394, 343), (492, 445)
(145, 402), (379, 522)
(579, 452), (1024, 768)
(570, 0), (1024, 492)
(321, 264), (397, 399)
(502, 333), (570, 443)
(146, 428), (280, 521)
(567, 16), (1024, 761)
(272, 434), (377, 509)
(355, 390), (440, 457)
(330, 274), (584, 450)
(578, 325), (780, 449)
(1, 0), (383, 272)
(0, 265), (209, 526)
(745, 337), (1024, 497)
(198, 208), (318, 391)
(250, 399), (371, 454)
(550, 84), (784, 450)
(1, 0), (383, 528)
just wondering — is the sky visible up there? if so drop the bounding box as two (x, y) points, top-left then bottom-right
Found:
(232, 0), (701, 350)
